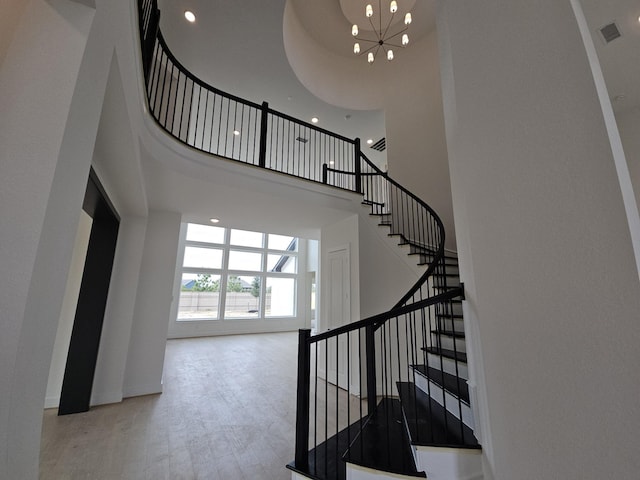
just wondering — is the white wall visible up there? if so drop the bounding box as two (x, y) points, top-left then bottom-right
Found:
(91, 215), (148, 406)
(383, 30), (455, 251)
(616, 108), (640, 211)
(0, 0), (29, 65)
(357, 214), (421, 318)
(0, 0), (116, 476)
(45, 211), (93, 409)
(123, 210), (182, 397)
(437, 1), (640, 479)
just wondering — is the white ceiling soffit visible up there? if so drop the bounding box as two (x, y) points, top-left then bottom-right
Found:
(283, 0), (436, 111)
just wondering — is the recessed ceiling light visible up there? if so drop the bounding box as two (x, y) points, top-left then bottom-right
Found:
(233, 130), (240, 136)
(367, 138), (373, 145)
(184, 10), (196, 23)
(311, 117), (319, 124)
(210, 218), (220, 224)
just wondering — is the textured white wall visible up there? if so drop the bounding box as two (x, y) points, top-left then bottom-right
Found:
(123, 210), (182, 397)
(0, 1), (104, 477)
(0, 0), (28, 65)
(0, 0), (142, 475)
(357, 214), (421, 318)
(437, 1), (640, 479)
(616, 109), (640, 211)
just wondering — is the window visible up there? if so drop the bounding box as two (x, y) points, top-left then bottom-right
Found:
(176, 224), (299, 322)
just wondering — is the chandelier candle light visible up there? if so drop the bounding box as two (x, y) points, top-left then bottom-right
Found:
(352, 0), (412, 63)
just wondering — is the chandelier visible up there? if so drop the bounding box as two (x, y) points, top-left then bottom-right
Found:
(351, 0), (413, 63)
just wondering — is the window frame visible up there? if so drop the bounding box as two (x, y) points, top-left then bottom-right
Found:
(175, 224), (300, 323)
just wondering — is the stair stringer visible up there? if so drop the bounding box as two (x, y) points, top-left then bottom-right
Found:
(345, 462), (426, 480)
(411, 446), (483, 480)
(411, 370), (474, 429)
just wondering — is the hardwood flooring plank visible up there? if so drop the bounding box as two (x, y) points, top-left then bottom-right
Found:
(40, 332), (299, 480)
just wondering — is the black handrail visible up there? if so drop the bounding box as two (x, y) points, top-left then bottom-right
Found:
(309, 287), (463, 343)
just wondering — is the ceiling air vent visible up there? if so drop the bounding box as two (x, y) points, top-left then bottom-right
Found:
(296, 137), (308, 144)
(599, 22), (622, 44)
(370, 137), (386, 152)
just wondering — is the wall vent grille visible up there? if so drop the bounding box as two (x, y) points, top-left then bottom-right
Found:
(370, 138), (386, 152)
(599, 22), (622, 44)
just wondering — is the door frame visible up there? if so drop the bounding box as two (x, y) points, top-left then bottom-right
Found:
(58, 168), (120, 415)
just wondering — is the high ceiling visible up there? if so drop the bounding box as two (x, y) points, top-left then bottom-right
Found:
(157, 0), (640, 121)
(133, 0), (640, 235)
(155, 0), (436, 156)
(156, 0), (384, 149)
(581, 0), (640, 115)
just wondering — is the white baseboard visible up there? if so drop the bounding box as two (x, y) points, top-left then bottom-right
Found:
(90, 390), (123, 406)
(44, 396), (60, 409)
(123, 382), (163, 398)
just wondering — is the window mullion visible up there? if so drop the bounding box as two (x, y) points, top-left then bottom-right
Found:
(219, 231), (231, 320)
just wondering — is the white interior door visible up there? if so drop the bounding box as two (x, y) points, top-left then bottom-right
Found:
(325, 246), (350, 388)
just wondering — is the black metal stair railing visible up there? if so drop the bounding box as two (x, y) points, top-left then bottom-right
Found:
(137, 2), (475, 478)
(290, 287), (472, 478)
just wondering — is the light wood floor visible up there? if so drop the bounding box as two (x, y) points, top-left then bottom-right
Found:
(40, 332), (300, 479)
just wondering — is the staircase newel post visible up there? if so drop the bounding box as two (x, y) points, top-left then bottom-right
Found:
(294, 328), (311, 471)
(322, 163), (328, 184)
(354, 138), (362, 194)
(258, 101), (269, 169)
(366, 324), (377, 416)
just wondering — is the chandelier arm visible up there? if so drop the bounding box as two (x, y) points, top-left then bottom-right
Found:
(380, 11), (396, 43)
(367, 16), (381, 41)
(383, 41), (405, 49)
(382, 27), (408, 43)
(354, 37), (383, 45)
(359, 43), (380, 55)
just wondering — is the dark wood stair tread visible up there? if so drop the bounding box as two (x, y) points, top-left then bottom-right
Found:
(412, 365), (470, 404)
(424, 347), (467, 363)
(432, 285), (460, 291)
(363, 199), (385, 207)
(344, 398), (425, 477)
(287, 420), (363, 480)
(397, 382), (480, 449)
(432, 329), (465, 338)
(431, 272), (460, 277)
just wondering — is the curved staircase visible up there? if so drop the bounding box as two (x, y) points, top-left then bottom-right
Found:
(136, 2), (482, 479)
